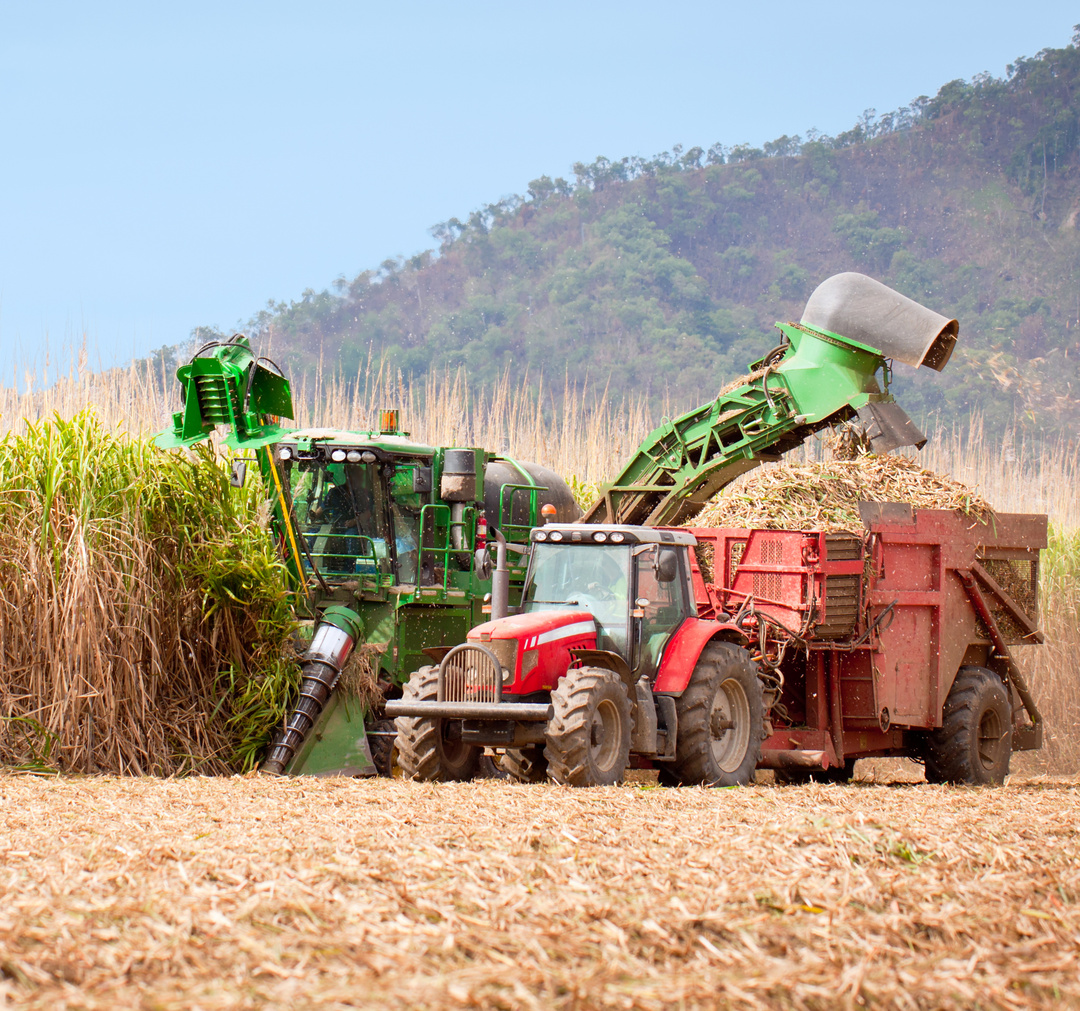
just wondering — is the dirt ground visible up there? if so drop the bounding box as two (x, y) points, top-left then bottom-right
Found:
(1, 771), (1078, 1010)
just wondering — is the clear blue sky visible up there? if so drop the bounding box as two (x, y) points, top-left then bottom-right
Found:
(1, 1), (1077, 371)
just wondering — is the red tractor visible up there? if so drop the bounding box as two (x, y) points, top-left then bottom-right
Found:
(385, 509), (1045, 787)
(386, 524), (766, 787)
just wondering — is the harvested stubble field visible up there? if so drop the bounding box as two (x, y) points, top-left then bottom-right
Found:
(1, 773), (1079, 1010)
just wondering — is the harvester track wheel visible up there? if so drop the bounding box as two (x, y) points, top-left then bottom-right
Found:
(544, 667), (632, 787)
(502, 746), (549, 783)
(658, 642), (764, 787)
(394, 666), (482, 782)
(774, 758), (856, 786)
(367, 719), (403, 778)
(923, 667), (1011, 785)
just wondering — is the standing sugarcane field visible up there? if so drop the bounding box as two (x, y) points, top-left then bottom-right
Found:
(6, 12), (1080, 1010)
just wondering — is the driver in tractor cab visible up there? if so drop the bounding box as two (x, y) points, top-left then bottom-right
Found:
(525, 545), (629, 646)
(310, 471), (378, 572)
(580, 551), (628, 621)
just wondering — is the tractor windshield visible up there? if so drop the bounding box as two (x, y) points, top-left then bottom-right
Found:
(284, 459), (393, 578)
(522, 544), (631, 654)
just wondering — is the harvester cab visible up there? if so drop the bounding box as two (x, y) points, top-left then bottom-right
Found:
(153, 334), (581, 779)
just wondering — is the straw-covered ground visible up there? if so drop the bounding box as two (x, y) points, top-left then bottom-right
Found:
(1, 773), (1078, 1010)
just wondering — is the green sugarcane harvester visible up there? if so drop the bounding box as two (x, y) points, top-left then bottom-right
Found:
(155, 340), (580, 776)
(158, 272), (956, 777)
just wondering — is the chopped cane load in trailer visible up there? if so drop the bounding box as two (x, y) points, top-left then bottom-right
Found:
(386, 273), (1046, 785)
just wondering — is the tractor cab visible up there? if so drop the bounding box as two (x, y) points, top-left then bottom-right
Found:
(522, 525), (697, 679)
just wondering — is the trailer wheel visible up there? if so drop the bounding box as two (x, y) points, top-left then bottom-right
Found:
(544, 667), (632, 787)
(924, 666), (1012, 785)
(501, 746), (549, 783)
(394, 666), (482, 781)
(659, 642), (764, 787)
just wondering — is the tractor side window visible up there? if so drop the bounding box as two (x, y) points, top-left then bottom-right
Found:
(633, 545), (690, 679)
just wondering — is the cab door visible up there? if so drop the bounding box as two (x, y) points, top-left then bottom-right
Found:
(631, 544), (693, 680)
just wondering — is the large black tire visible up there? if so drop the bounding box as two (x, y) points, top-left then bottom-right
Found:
(659, 642), (764, 787)
(394, 666), (483, 781)
(774, 758), (856, 785)
(924, 666), (1012, 785)
(501, 746), (549, 783)
(544, 667), (632, 787)
(368, 718), (404, 777)
(478, 753), (510, 779)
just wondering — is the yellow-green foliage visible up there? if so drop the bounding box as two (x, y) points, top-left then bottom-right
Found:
(0, 412), (298, 774)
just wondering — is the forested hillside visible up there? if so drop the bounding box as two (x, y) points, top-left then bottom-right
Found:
(192, 32), (1080, 434)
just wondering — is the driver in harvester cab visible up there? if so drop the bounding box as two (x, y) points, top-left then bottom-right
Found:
(310, 477), (377, 572)
(311, 479), (373, 531)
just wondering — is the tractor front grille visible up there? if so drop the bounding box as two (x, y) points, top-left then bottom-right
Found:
(438, 644), (503, 703)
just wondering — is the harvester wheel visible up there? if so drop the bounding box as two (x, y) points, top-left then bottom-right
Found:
(544, 667), (632, 787)
(659, 642), (764, 787)
(924, 666), (1011, 785)
(501, 746), (548, 783)
(394, 666), (482, 782)
(478, 753), (510, 779)
(774, 758), (856, 785)
(368, 719), (404, 778)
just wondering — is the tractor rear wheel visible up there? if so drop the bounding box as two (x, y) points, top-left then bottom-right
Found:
(659, 642), (764, 786)
(544, 667), (632, 787)
(501, 746), (549, 783)
(924, 667), (1012, 785)
(394, 666), (482, 781)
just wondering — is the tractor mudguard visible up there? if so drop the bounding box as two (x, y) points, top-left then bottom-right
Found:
(653, 618), (749, 695)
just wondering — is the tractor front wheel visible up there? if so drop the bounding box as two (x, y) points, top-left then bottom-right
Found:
(394, 666), (482, 781)
(544, 667), (632, 787)
(924, 667), (1012, 785)
(660, 642), (764, 786)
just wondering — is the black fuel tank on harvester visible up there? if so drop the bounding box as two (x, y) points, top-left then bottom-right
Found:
(484, 458), (581, 535)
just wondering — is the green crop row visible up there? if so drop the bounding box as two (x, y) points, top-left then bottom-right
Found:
(0, 411), (298, 774)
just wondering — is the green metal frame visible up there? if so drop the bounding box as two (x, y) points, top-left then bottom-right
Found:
(583, 322), (895, 527)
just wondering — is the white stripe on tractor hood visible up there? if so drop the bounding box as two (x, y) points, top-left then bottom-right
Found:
(535, 620), (596, 647)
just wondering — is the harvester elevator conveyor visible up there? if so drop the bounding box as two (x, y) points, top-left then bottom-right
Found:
(582, 272), (958, 528)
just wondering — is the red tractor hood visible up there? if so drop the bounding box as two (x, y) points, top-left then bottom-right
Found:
(468, 610), (598, 694)
(468, 610), (596, 645)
